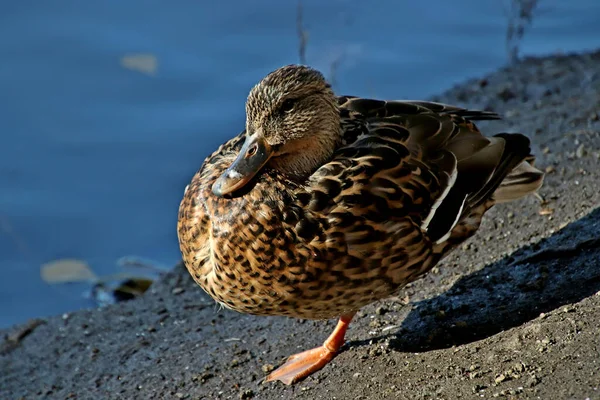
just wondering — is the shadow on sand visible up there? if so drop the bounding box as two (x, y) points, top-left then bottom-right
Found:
(344, 207), (600, 353)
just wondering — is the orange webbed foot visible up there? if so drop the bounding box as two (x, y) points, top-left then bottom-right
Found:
(265, 313), (355, 385)
(265, 345), (337, 384)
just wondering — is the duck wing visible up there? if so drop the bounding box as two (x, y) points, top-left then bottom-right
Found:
(303, 97), (542, 252)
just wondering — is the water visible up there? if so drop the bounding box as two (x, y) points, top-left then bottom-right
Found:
(1, 1), (599, 328)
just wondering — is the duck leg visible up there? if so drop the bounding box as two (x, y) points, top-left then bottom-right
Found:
(266, 313), (355, 385)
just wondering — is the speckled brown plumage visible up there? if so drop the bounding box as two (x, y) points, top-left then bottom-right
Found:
(177, 65), (544, 384)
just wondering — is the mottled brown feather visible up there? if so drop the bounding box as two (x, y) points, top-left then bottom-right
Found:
(177, 66), (544, 320)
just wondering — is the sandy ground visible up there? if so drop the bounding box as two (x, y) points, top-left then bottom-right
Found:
(2, 50), (600, 400)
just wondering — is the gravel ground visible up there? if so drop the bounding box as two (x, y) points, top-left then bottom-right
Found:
(2, 50), (600, 400)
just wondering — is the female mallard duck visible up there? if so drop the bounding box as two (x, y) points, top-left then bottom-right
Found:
(177, 65), (544, 384)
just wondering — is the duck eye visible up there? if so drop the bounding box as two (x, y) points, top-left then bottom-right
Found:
(280, 98), (296, 113)
(246, 144), (258, 157)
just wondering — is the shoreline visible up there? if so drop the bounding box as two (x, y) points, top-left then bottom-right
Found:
(2, 49), (600, 399)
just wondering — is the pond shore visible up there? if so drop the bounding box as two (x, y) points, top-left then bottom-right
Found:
(2, 49), (600, 400)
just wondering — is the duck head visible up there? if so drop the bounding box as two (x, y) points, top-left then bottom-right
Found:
(212, 65), (341, 197)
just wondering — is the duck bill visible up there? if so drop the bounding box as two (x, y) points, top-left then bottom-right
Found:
(212, 134), (273, 197)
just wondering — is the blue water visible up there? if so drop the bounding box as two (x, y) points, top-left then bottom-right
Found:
(1, 1), (599, 328)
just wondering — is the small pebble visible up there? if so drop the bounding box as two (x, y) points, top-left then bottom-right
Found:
(368, 347), (382, 357)
(472, 384), (487, 393)
(172, 287), (185, 295)
(513, 362), (525, 373)
(192, 372), (214, 383)
(495, 373), (508, 384)
(261, 364), (274, 373)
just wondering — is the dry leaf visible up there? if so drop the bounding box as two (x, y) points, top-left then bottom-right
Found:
(41, 259), (98, 284)
(120, 53), (158, 76)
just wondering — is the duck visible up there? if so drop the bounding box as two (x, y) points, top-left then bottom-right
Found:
(177, 65), (544, 385)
